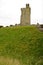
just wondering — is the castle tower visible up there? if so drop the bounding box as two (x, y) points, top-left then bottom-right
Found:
(20, 4), (31, 25)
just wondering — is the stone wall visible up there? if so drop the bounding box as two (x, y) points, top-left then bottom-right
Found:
(20, 4), (31, 25)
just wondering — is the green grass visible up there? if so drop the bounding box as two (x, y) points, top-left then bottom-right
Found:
(0, 25), (43, 65)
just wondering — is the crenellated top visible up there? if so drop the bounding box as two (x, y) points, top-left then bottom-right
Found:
(26, 4), (29, 8)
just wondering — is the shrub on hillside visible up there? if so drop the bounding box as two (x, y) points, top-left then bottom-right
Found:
(0, 26), (3, 28)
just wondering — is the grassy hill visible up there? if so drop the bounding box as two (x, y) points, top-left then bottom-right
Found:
(0, 26), (43, 65)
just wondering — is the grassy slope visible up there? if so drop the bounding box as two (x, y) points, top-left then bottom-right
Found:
(0, 26), (43, 65)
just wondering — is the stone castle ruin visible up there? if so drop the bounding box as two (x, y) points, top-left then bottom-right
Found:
(20, 4), (31, 25)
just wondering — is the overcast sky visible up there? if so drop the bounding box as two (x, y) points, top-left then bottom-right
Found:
(0, 0), (43, 26)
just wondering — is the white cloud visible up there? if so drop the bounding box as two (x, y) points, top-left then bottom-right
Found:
(0, 0), (43, 26)
(31, 0), (43, 24)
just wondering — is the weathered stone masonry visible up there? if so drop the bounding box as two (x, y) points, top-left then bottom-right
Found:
(20, 4), (31, 25)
